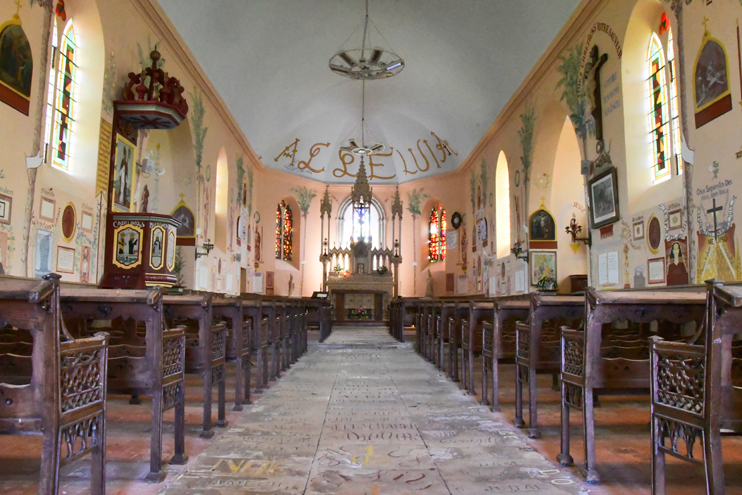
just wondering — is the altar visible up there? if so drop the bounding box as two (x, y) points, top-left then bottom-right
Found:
(318, 158), (403, 325)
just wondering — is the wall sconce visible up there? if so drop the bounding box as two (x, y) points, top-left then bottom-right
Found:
(195, 239), (214, 260)
(565, 215), (591, 247)
(511, 241), (528, 260)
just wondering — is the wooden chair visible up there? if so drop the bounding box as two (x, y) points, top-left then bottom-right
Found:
(212, 295), (251, 409)
(163, 293), (227, 438)
(0, 274), (108, 495)
(60, 286), (186, 483)
(650, 280), (742, 495)
(514, 294), (583, 438)
(559, 286), (706, 484)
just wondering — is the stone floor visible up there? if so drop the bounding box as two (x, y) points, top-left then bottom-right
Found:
(3, 326), (742, 494)
(160, 327), (585, 495)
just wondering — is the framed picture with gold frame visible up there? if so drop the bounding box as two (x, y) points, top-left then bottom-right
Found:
(112, 134), (137, 212)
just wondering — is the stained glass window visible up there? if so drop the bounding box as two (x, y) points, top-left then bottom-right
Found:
(275, 203), (282, 260)
(428, 204), (446, 262)
(667, 29), (682, 176)
(52, 22), (77, 170)
(283, 204), (293, 261)
(275, 201), (293, 261)
(43, 18), (58, 164)
(648, 33), (670, 183)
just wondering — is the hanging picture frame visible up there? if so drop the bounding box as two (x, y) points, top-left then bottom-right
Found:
(587, 167), (619, 229)
(112, 134), (137, 213)
(0, 14), (33, 115)
(529, 203), (557, 249)
(693, 29), (732, 128)
(171, 194), (196, 246)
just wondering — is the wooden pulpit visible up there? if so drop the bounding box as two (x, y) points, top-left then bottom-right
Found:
(100, 213), (180, 289)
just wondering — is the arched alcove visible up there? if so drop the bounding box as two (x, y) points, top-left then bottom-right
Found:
(38, 0), (106, 198)
(552, 116), (588, 287)
(495, 151), (511, 258)
(214, 148), (229, 253)
(622, 0), (683, 213)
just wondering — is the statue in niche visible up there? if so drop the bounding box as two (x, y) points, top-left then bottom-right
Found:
(288, 274), (294, 297)
(425, 271), (433, 298)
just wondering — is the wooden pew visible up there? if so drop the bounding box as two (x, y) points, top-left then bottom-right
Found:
(515, 294), (584, 438)
(261, 299), (278, 384)
(559, 286), (706, 483)
(451, 300), (470, 383)
(241, 297), (266, 393)
(482, 295), (530, 412)
(0, 274), (108, 495)
(650, 280), (742, 494)
(464, 300), (494, 395)
(211, 295), (251, 409)
(163, 293), (227, 438)
(59, 285), (183, 483)
(437, 300), (456, 373)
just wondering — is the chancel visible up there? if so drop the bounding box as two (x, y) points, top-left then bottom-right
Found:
(2, 0), (742, 494)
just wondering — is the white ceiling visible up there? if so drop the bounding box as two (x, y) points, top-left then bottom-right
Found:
(158, 0), (581, 184)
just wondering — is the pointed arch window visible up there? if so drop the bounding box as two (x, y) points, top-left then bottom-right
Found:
(667, 28), (682, 176)
(43, 18), (59, 164)
(275, 201), (293, 261)
(428, 204), (446, 262)
(647, 33), (671, 183)
(50, 21), (77, 170)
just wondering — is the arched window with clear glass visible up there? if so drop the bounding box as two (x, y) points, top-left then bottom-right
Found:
(428, 204), (446, 262)
(52, 21), (77, 170)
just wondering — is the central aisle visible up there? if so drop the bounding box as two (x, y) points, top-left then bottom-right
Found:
(161, 327), (583, 494)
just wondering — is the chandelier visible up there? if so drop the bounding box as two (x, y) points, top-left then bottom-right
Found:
(339, 79), (384, 156)
(329, 0), (404, 80)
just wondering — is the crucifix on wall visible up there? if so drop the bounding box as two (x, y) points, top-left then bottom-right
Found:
(583, 45), (609, 142)
(707, 198), (724, 239)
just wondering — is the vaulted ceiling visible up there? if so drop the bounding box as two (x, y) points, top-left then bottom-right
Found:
(157, 0), (581, 184)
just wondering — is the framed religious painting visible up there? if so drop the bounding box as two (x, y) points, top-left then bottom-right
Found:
(529, 250), (557, 286)
(0, 18), (32, 115)
(632, 220), (644, 241)
(0, 193), (11, 225)
(112, 134), (137, 212)
(668, 209), (682, 231)
(693, 34), (732, 128)
(587, 167), (619, 229)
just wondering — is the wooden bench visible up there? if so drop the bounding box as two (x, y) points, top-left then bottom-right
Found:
(463, 300), (494, 395)
(211, 295), (250, 410)
(515, 294), (584, 438)
(0, 274), (108, 495)
(451, 300), (470, 383)
(163, 293), (227, 438)
(241, 297), (266, 393)
(559, 286), (706, 483)
(436, 301), (456, 373)
(59, 285), (184, 483)
(650, 280), (742, 494)
(482, 295), (530, 412)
